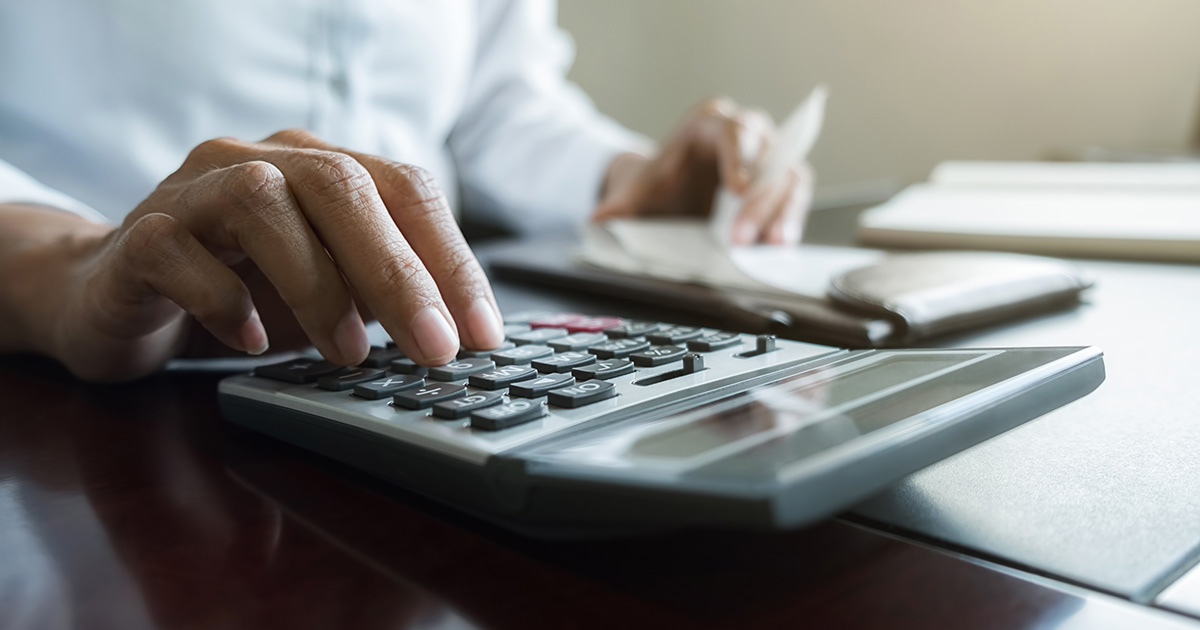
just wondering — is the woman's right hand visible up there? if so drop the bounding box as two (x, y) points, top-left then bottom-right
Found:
(1, 129), (504, 382)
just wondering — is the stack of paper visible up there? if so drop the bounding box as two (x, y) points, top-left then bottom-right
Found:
(858, 161), (1200, 262)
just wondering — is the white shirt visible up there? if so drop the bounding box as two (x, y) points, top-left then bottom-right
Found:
(0, 0), (647, 231)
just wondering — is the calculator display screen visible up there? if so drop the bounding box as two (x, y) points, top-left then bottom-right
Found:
(536, 351), (997, 476)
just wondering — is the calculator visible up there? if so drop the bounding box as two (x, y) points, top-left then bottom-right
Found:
(218, 312), (1105, 535)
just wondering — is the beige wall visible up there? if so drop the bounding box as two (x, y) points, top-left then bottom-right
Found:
(559, 0), (1200, 194)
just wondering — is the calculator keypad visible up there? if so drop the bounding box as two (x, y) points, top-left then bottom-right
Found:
(241, 313), (837, 445)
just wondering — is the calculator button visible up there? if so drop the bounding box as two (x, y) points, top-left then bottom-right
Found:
(548, 380), (617, 408)
(548, 332), (607, 352)
(573, 358), (635, 381)
(393, 383), (467, 409)
(317, 368), (386, 391)
(352, 374), (425, 399)
(470, 399), (545, 431)
(503, 324), (531, 337)
(428, 358), (496, 381)
(687, 332), (743, 352)
(563, 316), (623, 333)
(492, 345), (554, 365)
(458, 340), (514, 359)
(389, 358), (429, 376)
(528, 313), (585, 329)
(630, 345), (688, 367)
(359, 346), (405, 368)
(510, 372), (575, 398)
(605, 321), (663, 338)
(431, 391), (504, 419)
(254, 359), (346, 384)
(503, 311), (552, 325)
(531, 351), (597, 373)
(469, 365), (538, 390)
(646, 326), (703, 345)
(508, 328), (569, 345)
(588, 338), (651, 359)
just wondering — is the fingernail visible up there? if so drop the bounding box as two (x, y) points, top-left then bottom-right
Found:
(466, 298), (504, 349)
(241, 310), (270, 356)
(412, 306), (459, 363)
(734, 221), (759, 245)
(333, 309), (369, 363)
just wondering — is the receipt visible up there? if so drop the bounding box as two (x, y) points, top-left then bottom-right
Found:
(710, 85), (828, 246)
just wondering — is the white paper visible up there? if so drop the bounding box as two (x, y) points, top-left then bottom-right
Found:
(711, 85), (828, 246)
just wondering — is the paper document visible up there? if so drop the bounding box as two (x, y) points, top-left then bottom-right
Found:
(711, 85), (828, 246)
(579, 218), (880, 299)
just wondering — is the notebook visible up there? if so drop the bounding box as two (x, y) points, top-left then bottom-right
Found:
(858, 161), (1200, 262)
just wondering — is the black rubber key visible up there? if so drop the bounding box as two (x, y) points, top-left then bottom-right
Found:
(458, 340), (514, 359)
(352, 374), (425, 399)
(393, 383), (467, 410)
(470, 399), (545, 431)
(605, 321), (662, 338)
(428, 358), (496, 381)
(390, 358), (429, 376)
(317, 368), (386, 391)
(687, 332), (743, 352)
(359, 346), (405, 368)
(532, 351), (597, 373)
(508, 328), (569, 345)
(492, 345), (554, 365)
(588, 338), (650, 359)
(573, 359), (635, 381)
(548, 332), (607, 352)
(509, 372), (575, 398)
(646, 326), (703, 345)
(469, 365), (538, 390)
(548, 380), (617, 408)
(255, 359), (346, 384)
(432, 391), (504, 419)
(630, 345), (688, 367)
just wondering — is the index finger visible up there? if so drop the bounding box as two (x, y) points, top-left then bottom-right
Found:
(264, 130), (504, 353)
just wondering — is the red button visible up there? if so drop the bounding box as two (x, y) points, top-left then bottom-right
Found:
(564, 317), (623, 333)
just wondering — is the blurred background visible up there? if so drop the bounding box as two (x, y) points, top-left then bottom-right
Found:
(559, 0), (1200, 203)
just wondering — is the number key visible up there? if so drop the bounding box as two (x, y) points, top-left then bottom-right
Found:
(428, 358), (496, 381)
(393, 383), (467, 410)
(432, 391), (504, 419)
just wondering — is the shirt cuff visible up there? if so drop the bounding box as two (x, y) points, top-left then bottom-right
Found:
(0, 160), (109, 224)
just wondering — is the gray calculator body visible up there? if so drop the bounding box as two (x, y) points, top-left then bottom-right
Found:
(219, 332), (1104, 535)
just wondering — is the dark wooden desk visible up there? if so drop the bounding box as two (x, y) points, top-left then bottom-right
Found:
(1, 213), (1196, 628)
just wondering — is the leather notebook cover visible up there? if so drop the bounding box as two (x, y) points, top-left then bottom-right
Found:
(485, 239), (1090, 348)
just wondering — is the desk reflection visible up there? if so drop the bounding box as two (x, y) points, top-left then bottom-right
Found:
(0, 370), (473, 630)
(0, 362), (1111, 630)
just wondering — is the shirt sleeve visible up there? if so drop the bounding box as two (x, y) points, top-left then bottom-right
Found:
(448, 0), (653, 234)
(0, 159), (109, 223)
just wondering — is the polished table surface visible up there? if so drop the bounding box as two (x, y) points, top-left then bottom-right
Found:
(2, 211), (1199, 629)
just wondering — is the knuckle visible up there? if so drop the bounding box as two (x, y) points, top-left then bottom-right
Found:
(299, 150), (374, 197)
(375, 249), (429, 298)
(697, 96), (737, 119)
(120, 213), (182, 268)
(440, 249), (486, 295)
(223, 161), (287, 206)
(187, 136), (241, 164)
(265, 128), (317, 146)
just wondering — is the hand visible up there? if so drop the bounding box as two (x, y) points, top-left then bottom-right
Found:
(593, 97), (813, 245)
(5, 129), (504, 382)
